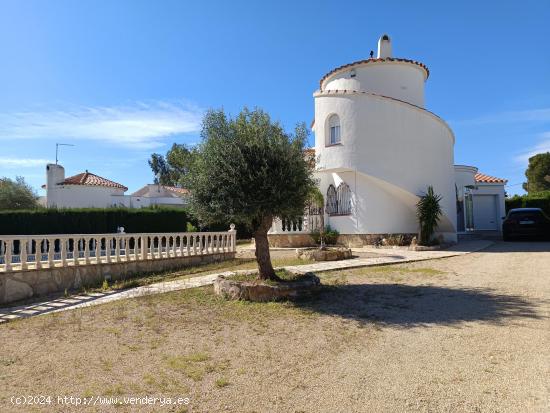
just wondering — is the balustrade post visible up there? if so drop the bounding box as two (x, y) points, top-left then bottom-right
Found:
(141, 236), (147, 260)
(186, 235), (190, 256)
(35, 239), (42, 269)
(105, 238), (112, 264)
(228, 224), (237, 252)
(47, 238), (55, 268)
(172, 236), (177, 257)
(95, 238), (101, 264)
(4, 240), (12, 271)
(20, 239), (28, 270)
(115, 236), (121, 262)
(74, 238), (80, 266)
(84, 238), (90, 264)
(61, 237), (67, 266)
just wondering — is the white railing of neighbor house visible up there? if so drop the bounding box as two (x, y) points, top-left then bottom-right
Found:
(0, 225), (237, 272)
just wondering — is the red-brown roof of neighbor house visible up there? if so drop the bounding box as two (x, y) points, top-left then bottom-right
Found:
(61, 172), (128, 191)
(475, 173), (507, 184)
(164, 186), (190, 195)
(320, 57), (430, 89)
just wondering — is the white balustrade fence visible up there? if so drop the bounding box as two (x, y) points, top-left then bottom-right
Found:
(0, 227), (236, 272)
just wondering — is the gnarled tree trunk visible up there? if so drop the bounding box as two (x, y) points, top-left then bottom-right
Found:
(253, 215), (277, 280)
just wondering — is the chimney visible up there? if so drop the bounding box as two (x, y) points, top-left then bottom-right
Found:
(377, 34), (392, 59)
(46, 163), (65, 208)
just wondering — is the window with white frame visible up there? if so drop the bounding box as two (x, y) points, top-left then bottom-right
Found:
(328, 114), (341, 145)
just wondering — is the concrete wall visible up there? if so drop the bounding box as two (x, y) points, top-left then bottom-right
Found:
(0, 252), (235, 305)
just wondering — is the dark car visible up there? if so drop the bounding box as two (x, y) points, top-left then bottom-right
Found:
(502, 208), (550, 241)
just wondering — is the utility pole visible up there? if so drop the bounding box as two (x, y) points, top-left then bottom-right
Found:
(56, 143), (75, 164)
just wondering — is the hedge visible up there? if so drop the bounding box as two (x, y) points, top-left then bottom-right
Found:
(505, 191), (550, 216)
(0, 208), (189, 235)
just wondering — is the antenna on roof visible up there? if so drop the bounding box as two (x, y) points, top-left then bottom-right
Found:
(55, 143), (75, 164)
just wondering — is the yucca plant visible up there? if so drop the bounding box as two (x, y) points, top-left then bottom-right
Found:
(416, 185), (443, 246)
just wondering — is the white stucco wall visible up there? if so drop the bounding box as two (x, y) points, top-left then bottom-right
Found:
(314, 91), (456, 241)
(322, 62), (427, 108)
(47, 185), (125, 208)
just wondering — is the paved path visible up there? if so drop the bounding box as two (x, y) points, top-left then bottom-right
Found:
(0, 240), (493, 322)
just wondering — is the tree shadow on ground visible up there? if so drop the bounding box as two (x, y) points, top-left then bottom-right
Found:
(294, 283), (543, 328)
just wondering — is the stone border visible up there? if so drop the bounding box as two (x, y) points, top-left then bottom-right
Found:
(296, 247), (352, 261)
(213, 272), (320, 302)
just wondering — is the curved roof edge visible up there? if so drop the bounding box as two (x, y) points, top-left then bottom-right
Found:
(320, 57), (429, 89)
(313, 89), (455, 144)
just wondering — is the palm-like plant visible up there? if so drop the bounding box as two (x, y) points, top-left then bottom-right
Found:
(416, 185), (443, 245)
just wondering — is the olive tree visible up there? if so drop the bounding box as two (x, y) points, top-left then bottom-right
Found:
(0, 176), (38, 210)
(186, 108), (315, 280)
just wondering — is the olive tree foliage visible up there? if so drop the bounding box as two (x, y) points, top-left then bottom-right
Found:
(0, 176), (39, 210)
(186, 108), (315, 280)
(149, 143), (195, 186)
(523, 152), (550, 193)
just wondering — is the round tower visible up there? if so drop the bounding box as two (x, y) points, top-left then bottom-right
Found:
(313, 35), (457, 244)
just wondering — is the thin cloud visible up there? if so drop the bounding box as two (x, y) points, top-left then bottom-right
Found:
(454, 108), (550, 125)
(0, 101), (203, 149)
(514, 131), (550, 163)
(0, 157), (52, 168)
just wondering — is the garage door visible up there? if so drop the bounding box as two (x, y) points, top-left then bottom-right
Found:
(473, 195), (498, 230)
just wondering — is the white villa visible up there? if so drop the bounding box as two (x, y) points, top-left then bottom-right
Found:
(269, 34), (507, 246)
(42, 163), (188, 209)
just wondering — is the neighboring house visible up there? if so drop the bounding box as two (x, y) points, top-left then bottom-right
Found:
(43, 163), (188, 208)
(117, 184), (189, 208)
(269, 34), (507, 246)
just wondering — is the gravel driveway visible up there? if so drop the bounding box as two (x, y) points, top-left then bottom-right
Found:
(318, 241), (550, 412)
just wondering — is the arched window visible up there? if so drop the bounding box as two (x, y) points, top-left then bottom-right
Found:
(326, 185), (337, 215)
(327, 114), (341, 145)
(336, 183), (352, 215)
(326, 183), (352, 215)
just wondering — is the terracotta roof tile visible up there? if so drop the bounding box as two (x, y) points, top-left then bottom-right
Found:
(163, 186), (190, 195)
(320, 57), (430, 89)
(475, 173), (507, 184)
(61, 172), (128, 191)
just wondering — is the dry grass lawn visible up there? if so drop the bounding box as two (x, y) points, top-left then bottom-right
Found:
(0, 242), (548, 412)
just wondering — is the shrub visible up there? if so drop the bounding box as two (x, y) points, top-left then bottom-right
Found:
(416, 186), (443, 246)
(506, 191), (550, 216)
(311, 225), (339, 245)
(0, 207), (189, 235)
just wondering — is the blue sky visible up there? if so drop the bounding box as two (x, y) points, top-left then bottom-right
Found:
(0, 0), (549, 195)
